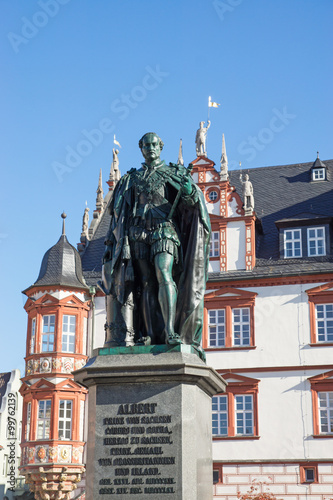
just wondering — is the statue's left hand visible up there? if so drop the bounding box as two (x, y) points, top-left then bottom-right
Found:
(181, 178), (192, 196)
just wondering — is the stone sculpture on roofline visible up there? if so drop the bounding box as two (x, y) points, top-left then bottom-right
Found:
(240, 171), (255, 214)
(195, 120), (211, 156)
(99, 131), (211, 361)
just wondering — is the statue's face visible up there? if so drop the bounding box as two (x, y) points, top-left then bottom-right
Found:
(141, 134), (162, 163)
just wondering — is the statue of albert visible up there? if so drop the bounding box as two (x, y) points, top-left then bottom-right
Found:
(101, 132), (211, 360)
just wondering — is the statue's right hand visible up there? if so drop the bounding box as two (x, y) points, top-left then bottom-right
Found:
(103, 245), (113, 264)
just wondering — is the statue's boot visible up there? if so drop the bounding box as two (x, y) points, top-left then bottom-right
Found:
(158, 282), (182, 345)
(140, 285), (157, 344)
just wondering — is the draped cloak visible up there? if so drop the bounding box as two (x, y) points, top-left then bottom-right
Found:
(102, 161), (211, 351)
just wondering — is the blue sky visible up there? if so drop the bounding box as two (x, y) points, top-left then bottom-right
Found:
(0, 0), (332, 373)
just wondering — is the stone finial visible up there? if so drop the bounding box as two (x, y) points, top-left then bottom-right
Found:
(239, 172), (254, 215)
(61, 211), (67, 235)
(195, 120), (210, 157)
(220, 133), (229, 181)
(177, 139), (184, 166)
(96, 169), (104, 212)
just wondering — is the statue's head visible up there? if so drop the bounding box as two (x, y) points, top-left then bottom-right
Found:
(199, 121), (205, 128)
(139, 132), (164, 164)
(245, 174), (249, 180)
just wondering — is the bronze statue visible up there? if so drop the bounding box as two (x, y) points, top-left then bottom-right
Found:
(100, 132), (211, 359)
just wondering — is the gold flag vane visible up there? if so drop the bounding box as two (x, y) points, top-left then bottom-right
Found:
(208, 96), (220, 121)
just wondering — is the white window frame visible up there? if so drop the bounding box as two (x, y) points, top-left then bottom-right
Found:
(232, 307), (250, 346)
(212, 395), (228, 436)
(307, 227), (326, 257)
(26, 402), (31, 440)
(58, 400), (72, 440)
(30, 318), (36, 354)
(42, 315), (55, 352)
(284, 229), (302, 258)
(318, 391), (333, 434)
(235, 394), (254, 435)
(62, 315), (76, 353)
(312, 168), (325, 181)
(315, 304), (333, 343)
(210, 231), (220, 257)
(37, 400), (51, 439)
(208, 309), (225, 347)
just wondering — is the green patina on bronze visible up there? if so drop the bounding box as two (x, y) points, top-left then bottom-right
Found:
(99, 132), (211, 362)
(98, 344), (198, 356)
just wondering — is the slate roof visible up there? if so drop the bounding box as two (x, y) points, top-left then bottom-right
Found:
(80, 158), (333, 285)
(80, 207), (112, 286)
(25, 234), (88, 291)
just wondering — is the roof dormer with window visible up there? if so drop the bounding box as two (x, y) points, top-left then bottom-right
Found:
(311, 153), (328, 182)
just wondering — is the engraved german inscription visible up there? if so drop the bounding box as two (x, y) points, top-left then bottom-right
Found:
(97, 402), (176, 496)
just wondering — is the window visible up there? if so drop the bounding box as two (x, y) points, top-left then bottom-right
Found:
(235, 395), (253, 435)
(37, 400), (51, 439)
(284, 229), (302, 258)
(300, 464), (318, 483)
(62, 315), (76, 353)
(213, 464), (223, 484)
(208, 308), (250, 347)
(206, 187), (220, 203)
(58, 400), (72, 440)
(26, 403), (31, 441)
(42, 315), (55, 352)
(309, 370), (333, 437)
(318, 392), (333, 434)
(208, 310), (225, 347)
(307, 282), (333, 345)
(233, 308), (250, 346)
(212, 374), (259, 439)
(307, 227), (326, 256)
(210, 231), (220, 257)
(212, 395), (228, 436)
(204, 288), (257, 349)
(209, 190), (218, 201)
(312, 168), (325, 181)
(316, 304), (333, 343)
(30, 318), (36, 354)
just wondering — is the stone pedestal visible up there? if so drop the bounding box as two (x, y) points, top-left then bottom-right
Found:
(74, 345), (226, 500)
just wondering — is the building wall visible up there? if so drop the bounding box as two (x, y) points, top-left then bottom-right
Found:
(0, 370), (24, 500)
(206, 280), (333, 500)
(213, 463), (333, 500)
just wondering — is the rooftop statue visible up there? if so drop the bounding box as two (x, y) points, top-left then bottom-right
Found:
(195, 120), (210, 156)
(240, 172), (254, 214)
(82, 206), (90, 234)
(100, 132), (211, 360)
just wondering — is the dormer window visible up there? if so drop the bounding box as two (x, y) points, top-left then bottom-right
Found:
(284, 229), (302, 258)
(311, 154), (327, 181)
(276, 216), (330, 260)
(312, 168), (325, 181)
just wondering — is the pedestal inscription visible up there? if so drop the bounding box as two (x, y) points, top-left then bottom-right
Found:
(95, 384), (181, 498)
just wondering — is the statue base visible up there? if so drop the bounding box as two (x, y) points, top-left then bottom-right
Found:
(74, 345), (226, 500)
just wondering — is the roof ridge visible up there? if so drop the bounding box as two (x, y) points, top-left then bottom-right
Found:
(229, 159), (332, 173)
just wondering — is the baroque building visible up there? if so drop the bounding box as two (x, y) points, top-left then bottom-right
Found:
(19, 135), (333, 500)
